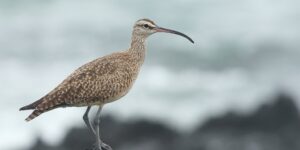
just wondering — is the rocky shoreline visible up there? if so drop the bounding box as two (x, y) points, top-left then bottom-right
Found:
(26, 94), (300, 150)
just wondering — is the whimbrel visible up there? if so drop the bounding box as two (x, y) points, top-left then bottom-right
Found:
(20, 18), (194, 150)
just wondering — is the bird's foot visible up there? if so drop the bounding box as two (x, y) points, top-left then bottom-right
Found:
(101, 142), (113, 150)
(91, 142), (113, 150)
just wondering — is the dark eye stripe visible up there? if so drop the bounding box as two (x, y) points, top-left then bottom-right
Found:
(137, 24), (154, 29)
(142, 24), (154, 29)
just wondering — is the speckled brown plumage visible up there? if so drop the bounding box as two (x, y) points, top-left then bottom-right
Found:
(21, 49), (145, 121)
(20, 18), (194, 122)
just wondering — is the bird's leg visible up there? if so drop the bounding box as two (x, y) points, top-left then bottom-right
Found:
(94, 106), (113, 150)
(95, 106), (103, 150)
(83, 106), (96, 135)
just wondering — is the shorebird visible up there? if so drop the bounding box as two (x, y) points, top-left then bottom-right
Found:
(20, 18), (194, 150)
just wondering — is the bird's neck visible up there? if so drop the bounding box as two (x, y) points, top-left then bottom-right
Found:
(128, 35), (147, 65)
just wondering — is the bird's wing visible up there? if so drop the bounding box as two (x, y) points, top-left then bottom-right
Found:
(35, 53), (132, 111)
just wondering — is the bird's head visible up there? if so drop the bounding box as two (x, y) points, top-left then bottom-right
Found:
(132, 18), (194, 43)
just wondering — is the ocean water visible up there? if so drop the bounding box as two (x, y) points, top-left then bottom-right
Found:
(0, 0), (300, 149)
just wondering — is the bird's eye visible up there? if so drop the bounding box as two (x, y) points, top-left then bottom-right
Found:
(143, 24), (149, 29)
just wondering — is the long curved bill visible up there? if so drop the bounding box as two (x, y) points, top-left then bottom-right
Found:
(155, 27), (194, 43)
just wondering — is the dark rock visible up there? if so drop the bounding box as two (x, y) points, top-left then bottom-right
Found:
(26, 93), (300, 150)
(190, 93), (300, 150)
(197, 93), (300, 133)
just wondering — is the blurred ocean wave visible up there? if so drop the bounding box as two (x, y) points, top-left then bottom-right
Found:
(0, 0), (299, 149)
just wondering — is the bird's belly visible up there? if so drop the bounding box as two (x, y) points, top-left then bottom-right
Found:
(97, 75), (137, 105)
(103, 80), (136, 104)
(104, 89), (130, 103)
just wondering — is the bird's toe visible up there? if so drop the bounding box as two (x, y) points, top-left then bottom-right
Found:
(101, 142), (113, 150)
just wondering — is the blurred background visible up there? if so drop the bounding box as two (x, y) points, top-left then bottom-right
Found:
(1, 0), (300, 150)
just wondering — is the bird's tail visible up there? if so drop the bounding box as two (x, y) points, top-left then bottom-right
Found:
(20, 99), (45, 121)
(25, 110), (45, 122)
(20, 95), (68, 121)
(19, 105), (34, 111)
(19, 99), (43, 111)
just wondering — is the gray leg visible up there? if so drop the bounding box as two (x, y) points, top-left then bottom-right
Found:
(94, 106), (112, 150)
(83, 106), (96, 135)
